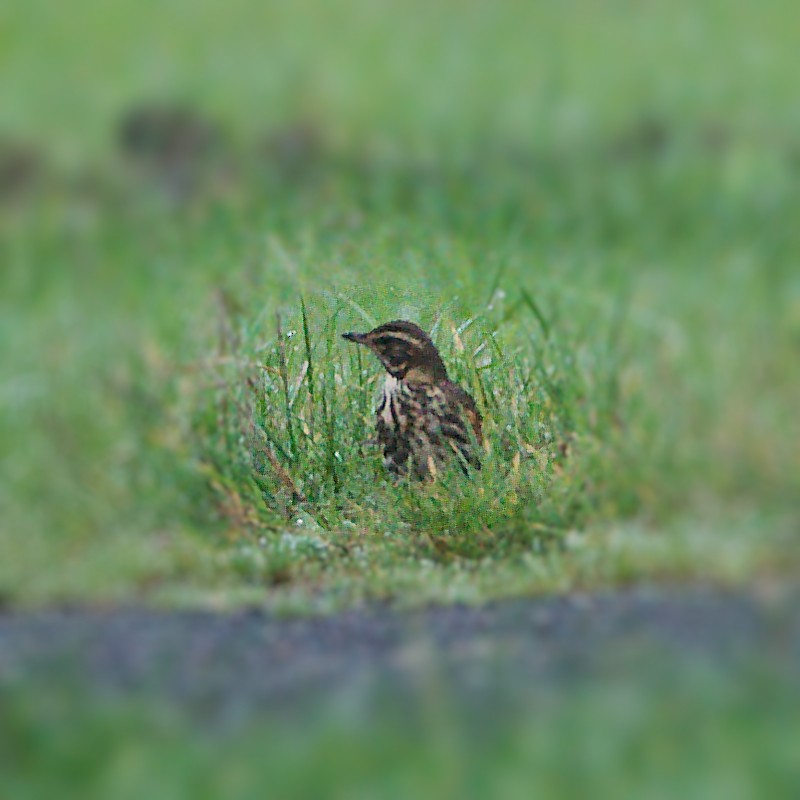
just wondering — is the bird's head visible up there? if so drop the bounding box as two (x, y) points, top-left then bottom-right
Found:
(342, 320), (449, 382)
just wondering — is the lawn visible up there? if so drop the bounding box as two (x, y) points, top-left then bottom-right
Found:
(3, 659), (799, 799)
(1, 0), (798, 611)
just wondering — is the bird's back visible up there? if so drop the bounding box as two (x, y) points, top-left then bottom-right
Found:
(376, 375), (482, 479)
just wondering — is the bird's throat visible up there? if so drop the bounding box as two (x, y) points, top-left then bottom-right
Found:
(379, 375), (400, 427)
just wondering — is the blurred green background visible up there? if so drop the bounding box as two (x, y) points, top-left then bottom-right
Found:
(1, 0), (797, 605)
(1, 0), (799, 793)
(3, 660), (798, 800)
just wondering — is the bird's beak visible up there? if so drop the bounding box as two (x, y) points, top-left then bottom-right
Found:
(342, 331), (367, 344)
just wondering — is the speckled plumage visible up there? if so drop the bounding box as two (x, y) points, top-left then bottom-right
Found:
(343, 321), (483, 479)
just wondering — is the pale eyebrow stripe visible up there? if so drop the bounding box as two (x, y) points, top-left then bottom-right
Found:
(374, 331), (422, 346)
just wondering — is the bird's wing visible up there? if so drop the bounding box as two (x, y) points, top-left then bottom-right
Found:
(442, 381), (483, 445)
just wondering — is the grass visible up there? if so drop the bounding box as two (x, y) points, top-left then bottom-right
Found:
(3, 661), (799, 799)
(1, 0), (799, 609)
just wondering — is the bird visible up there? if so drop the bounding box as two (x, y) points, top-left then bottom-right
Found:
(342, 320), (483, 479)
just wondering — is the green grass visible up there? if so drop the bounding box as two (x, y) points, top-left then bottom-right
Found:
(3, 662), (799, 799)
(1, 0), (799, 608)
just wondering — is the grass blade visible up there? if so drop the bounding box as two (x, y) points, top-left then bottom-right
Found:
(275, 311), (296, 458)
(519, 287), (551, 340)
(300, 296), (315, 437)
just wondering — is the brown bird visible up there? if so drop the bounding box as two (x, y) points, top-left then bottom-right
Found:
(342, 320), (483, 479)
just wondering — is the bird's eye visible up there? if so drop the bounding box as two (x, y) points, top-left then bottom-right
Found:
(379, 342), (408, 368)
(387, 346), (405, 366)
(373, 336), (410, 370)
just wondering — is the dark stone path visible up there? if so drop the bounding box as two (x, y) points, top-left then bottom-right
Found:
(1, 585), (797, 721)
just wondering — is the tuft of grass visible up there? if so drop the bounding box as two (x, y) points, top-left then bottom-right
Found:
(190, 293), (614, 567)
